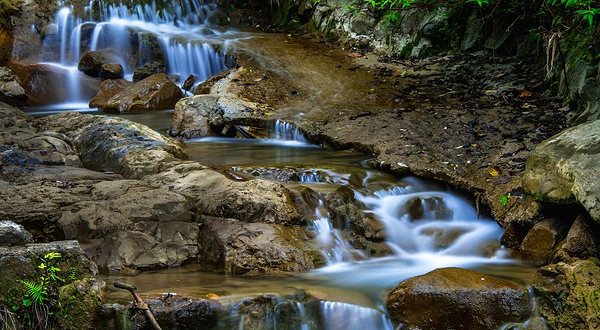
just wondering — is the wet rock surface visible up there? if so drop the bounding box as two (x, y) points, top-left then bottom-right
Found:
(198, 216), (323, 274)
(533, 259), (600, 330)
(520, 218), (571, 265)
(100, 63), (124, 80)
(0, 102), (318, 273)
(132, 61), (166, 82)
(78, 49), (123, 77)
(89, 78), (133, 108)
(99, 73), (183, 113)
(523, 119), (600, 222)
(386, 267), (531, 330)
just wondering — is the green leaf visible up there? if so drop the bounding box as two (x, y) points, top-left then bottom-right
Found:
(500, 194), (508, 206)
(22, 299), (32, 307)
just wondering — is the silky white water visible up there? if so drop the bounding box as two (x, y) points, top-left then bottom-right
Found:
(40, 0), (238, 106)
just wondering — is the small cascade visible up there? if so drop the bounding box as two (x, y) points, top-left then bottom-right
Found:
(298, 170), (322, 183)
(312, 200), (365, 265)
(272, 120), (308, 143)
(320, 301), (393, 330)
(40, 0), (231, 106)
(295, 302), (310, 330)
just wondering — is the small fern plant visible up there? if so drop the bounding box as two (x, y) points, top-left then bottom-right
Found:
(20, 252), (65, 307)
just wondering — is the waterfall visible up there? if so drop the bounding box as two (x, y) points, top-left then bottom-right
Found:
(272, 120), (308, 143)
(312, 200), (365, 265)
(40, 0), (231, 106)
(320, 301), (393, 330)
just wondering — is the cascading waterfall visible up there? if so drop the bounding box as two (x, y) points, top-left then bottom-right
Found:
(273, 120), (308, 143)
(40, 0), (232, 106)
(320, 301), (393, 330)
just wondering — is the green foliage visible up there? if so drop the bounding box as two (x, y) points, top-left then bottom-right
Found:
(355, 0), (599, 26)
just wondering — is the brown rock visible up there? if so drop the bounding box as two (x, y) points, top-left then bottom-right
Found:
(0, 66), (26, 105)
(386, 267), (531, 330)
(521, 218), (570, 265)
(89, 79), (132, 108)
(182, 74), (196, 91)
(403, 196), (454, 221)
(552, 213), (600, 263)
(101, 73), (183, 113)
(8, 61), (100, 105)
(100, 63), (124, 79)
(78, 49), (122, 77)
(198, 216), (323, 274)
(501, 222), (530, 250)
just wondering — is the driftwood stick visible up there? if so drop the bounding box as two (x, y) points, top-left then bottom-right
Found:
(114, 281), (163, 330)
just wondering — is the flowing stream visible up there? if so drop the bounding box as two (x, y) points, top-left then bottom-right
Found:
(25, 1), (538, 329)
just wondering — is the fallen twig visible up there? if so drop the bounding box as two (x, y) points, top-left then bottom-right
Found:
(113, 281), (162, 330)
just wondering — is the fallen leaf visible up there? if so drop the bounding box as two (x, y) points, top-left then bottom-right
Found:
(519, 90), (532, 98)
(348, 52), (363, 58)
(488, 168), (499, 177)
(206, 293), (219, 300)
(500, 194), (508, 206)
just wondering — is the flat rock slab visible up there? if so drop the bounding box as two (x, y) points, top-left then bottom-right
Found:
(524, 119), (600, 222)
(386, 267), (531, 330)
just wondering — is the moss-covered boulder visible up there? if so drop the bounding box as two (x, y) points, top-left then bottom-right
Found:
(0, 240), (105, 330)
(533, 259), (600, 330)
(523, 119), (600, 223)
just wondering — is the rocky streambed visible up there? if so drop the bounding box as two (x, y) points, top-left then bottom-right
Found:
(1, 0), (600, 329)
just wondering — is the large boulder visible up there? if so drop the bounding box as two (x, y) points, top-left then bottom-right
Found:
(0, 66), (26, 105)
(386, 267), (532, 330)
(0, 240), (105, 330)
(78, 49), (122, 77)
(198, 216), (323, 274)
(170, 94), (262, 139)
(89, 79), (133, 108)
(100, 73), (183, 113)
(7, 61), (100, 105)
(533, 259), (600, 330)
(523, 119), (600, 223)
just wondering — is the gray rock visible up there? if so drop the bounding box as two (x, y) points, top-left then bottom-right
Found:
(0, 67), (26, 105)
(523, 119), (600, 223)
(0, 220), (33, 246)
(386, 267), (531, 330)
(132, 61), (166, 82)
(170, 94), (261, 139)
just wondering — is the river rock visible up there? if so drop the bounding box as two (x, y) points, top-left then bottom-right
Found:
(523, 119), (600, 223)
(0, 66), (26, 105)
(170, 94), (262, 139)
(8, 61), (100, 105)
(533, 259), (600, 330)
(89, 78), (133, 108)
(386, 267), (531, 330)
(100, 73), (183, 113)
(402, 196), (454, 221)
(520, 218), (571, 266)
(0, 220), (33, 246)
(182, 74), (196, 91)
(100, 63), (124, 79)
(78, 49), (122, 77)
(132, 61), (166, 82)
(198, 216), (323, 274)
(126, 296), (221, 330)
(143, 163), (303, 225)
(0, 240), (105, 329)
(552, 213), (600, 263)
